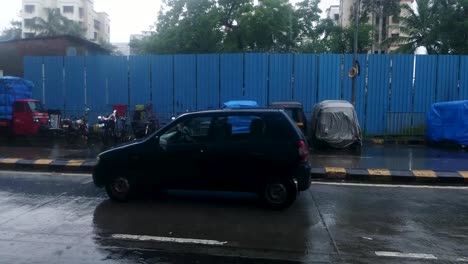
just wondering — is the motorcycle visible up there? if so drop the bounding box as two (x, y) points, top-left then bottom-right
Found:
(61, 108), (89, 146)
(98, 110), (117, 146)
(98, 110), (132, 146)
(131, 104), (159, 139)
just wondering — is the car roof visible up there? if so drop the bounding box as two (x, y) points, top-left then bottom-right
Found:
(182, 109), (284, 116)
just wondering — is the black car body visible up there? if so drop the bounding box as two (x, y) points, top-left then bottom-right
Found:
(93, 109), (311, 209)
(270, 102), (307, 134)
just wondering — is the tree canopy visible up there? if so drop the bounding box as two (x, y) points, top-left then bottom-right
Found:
(0, 20), (22, 41)
(25, 8), (86, 38)
(386, 0), (468, 54)
(129, 0), (467, 55)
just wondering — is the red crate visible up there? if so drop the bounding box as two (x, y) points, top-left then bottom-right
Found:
(113, 104), (127, 117)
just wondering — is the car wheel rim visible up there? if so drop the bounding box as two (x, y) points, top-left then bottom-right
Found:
(112, 177), (129, 196)
(265, 183), (288, 204)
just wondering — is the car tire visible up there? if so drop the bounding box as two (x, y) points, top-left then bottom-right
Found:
(261, 180), (297, 210)
(105, 176), (132, 202)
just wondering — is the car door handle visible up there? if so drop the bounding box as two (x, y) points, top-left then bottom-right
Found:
(199, 145), (207, 153)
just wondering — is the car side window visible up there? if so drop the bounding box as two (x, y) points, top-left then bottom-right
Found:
(159, 116), (212, 147)
(211, 115), (266, 141)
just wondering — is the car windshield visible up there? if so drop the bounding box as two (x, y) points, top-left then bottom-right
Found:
(27, 101), (45, 112)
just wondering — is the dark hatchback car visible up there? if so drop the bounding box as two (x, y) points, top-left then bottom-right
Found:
(93, 109), (311, 209)
(270, 102), (308, 134)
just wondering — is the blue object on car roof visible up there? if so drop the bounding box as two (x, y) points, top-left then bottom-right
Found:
(426, 100), (468, 146)
(222, 100), (260, 108)
(222, 100), (260, 133)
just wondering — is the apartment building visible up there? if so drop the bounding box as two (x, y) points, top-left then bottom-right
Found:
(326, 5), (341, 24)
(21, 0), (110, 43)
(339, 0), (414, 53)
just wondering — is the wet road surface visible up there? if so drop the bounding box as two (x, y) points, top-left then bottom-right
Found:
(311, 144), (468, 171)
(0, 171), (467, 263)
(1, 142), (468, 172)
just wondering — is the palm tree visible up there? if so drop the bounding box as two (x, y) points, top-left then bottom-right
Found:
(385, 0), (439, 53)
(26, 8), (86, 38)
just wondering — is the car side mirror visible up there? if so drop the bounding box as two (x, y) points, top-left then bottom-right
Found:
(154, 135), (160, 144)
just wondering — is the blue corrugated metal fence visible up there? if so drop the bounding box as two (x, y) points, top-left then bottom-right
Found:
(23, 53), (468, 137)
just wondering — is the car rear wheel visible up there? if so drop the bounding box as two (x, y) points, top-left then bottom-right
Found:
(261, 180), (297, 210)
(105, 176), (131, 202)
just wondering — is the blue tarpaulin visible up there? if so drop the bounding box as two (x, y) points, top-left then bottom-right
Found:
(222, 100), (260, 133)
(222, 100), (260, 109)
(426, 100), (468, 146)
(0, 77), (33, 120)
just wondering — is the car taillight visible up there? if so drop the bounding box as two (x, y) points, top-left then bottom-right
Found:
(298, 140), (309, 162)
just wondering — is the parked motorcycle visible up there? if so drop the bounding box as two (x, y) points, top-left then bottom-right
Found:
(131, 103), (159, 139)
(98, 110), (133, 146)
(61, 108), (89, 145)
(97, 110), (117, 146)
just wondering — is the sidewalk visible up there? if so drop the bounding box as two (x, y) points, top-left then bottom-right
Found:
(0, 141), (467, 184)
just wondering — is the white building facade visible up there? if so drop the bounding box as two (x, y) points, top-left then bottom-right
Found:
(21, 0), (110, 43)
(326, 5), (341, 24)
(339, 0), (414, 53)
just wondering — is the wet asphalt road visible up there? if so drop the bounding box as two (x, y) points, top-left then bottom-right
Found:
(1, 141), (468, 172)
(311, 144), (468, 171)
(0, 171), (467, 263)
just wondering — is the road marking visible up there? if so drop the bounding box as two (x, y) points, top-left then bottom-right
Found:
(412, 170), (437, 177)
(0, 170), (90, 178)
(325, 167), (346, 175)
(458, 171), (468, 178)
(312, 181), (468, 190)
(367, 169), (391, 176)
(375, 251), (437, 259)
(457, 257), (468, 262)
(34, 159), (53, 165)
(111, 234), (228, 246)
(0, 158), (20, 164)
(66, 160), (85, 166)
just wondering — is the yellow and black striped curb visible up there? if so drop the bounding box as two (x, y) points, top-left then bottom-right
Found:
(1, 158), (467, 185)
(311, 167), (468, 184)
(365, 138), (425, 145)
(0, 158), (96, 173)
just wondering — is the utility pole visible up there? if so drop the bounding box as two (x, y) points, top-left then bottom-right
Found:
(351, 0), (360, 106)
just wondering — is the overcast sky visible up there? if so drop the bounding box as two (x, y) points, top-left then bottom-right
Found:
(0, 0), (338, 43)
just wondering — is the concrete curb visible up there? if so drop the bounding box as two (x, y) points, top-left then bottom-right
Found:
(1, 158), (467, 185)
(0, 158), (96, 173)
(364, 138), (426, 145)
(311, 167), (468, 184)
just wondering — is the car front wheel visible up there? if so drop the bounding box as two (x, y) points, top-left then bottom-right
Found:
(261, 180), (297, 210)
(105, 176), (131, 202)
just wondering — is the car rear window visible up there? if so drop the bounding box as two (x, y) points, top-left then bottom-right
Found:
(264, 113), (300, 140)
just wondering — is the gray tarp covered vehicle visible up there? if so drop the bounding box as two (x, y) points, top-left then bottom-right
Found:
(308, 100), (362, 149)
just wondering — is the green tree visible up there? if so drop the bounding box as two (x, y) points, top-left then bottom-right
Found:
(0, 20), (22, 41)
(132, 0), (321, 54)
(299, 18), (372, 54)
(386, 0), (467, 54)
(385, 0), (439, 53)
(26, 8), (86, 38)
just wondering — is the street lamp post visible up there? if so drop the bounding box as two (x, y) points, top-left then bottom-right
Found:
(351, 0), (360, 106)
